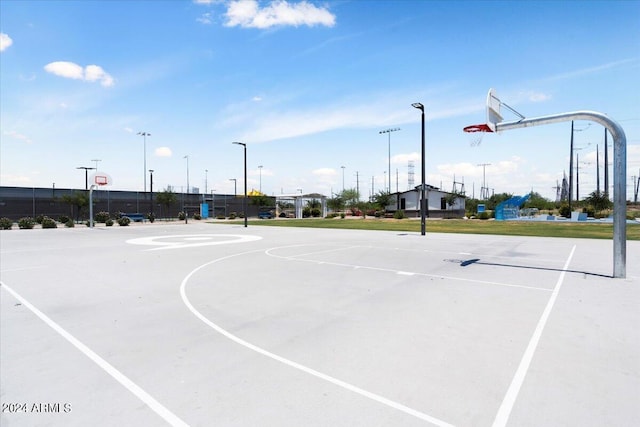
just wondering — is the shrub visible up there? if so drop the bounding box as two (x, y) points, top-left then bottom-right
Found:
(65, 219), (75, 228)
(18, 217), (35, 229)
(147, 213), (155, 223)
(478, 211), (490, 220)
(41, 217), (57, 228)
(311, 208), (321, 217)
(58, 215), (70, 224)
(216, 215), (226, 220)
(325, 213), (338, 219)
(105, 219), (114, 227)
(559, 203), (571, 218)
(582, 205), (596, 218)
(178, 211), (186, 220)
(193, 213), (202, 220)
(228, 212), (237, 220)
(35, 214), (45, 224)
(95, 211), (111, 223)
(0, 217), (13, 230)
(340, 212), (346, 219)
(393, 210), (405, 219)
(117, 216), (131, 226)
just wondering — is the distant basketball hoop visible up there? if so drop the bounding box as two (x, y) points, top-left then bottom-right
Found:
(89, 172), (113, 187)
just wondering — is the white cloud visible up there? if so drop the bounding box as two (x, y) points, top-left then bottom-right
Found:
(312, 167), (337, 176)
(0, 33), (13, 52)
(124, 127), (134, 133)
(44, 61), (115, 87)
(225, 0), (336, 29)
(84, 64), (115, 87)
(197, 12), (213, 24)
(391, 152), (420, 164)
(4, 130), (32, 144)
(155, 147), (173, 157)
(252, 96), (263, 102)
(194, 0), (222, 4)
(44, 61), (84, 80)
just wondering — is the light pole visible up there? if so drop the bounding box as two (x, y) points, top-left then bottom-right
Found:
(229, 178), (237, 196)
(205, 169), (208, 195)
(477, 163), (491, 200)
(341, 165), (346, 191)
(258, 165), (263, 193)
(412, 102), (426, 236)
(184, 155), (190, 194)
(76, 166), (95, 190)
(379, 128), (400, 193)
(137, 132), (150, 192)
(568, 122), (590, 209)
(232, 142), (248, 228)
(91, 159), (101, 174)
(149, 169), (154, 217)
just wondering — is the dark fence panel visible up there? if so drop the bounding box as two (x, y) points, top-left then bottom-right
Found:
(0, 187), (272, 221)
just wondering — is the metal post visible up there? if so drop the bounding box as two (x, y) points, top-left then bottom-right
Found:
(149, 170), (154, 217)
(233, 142), (248, 227)
(496, 110), (626, 278)
(412, 103), (426, 236)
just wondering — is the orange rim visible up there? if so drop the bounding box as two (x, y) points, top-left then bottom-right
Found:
(463, 124), (493, 133)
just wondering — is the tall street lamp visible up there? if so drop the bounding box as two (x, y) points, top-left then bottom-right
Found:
(205, 169), (208, 195)
(229, 178), (237, 196)
(91, 159), (101, 174)
(76, 166), (95, 190)
(341, 165), (346, 191)
(137, 132), (150, 192)
(232, 142), (248, 228)
(184, 155), (190, 194)
(149, 169), (154, 217)
(379, 128), (400, 193)
(258, 165), (263, 193)
(412, 102), (426, 236)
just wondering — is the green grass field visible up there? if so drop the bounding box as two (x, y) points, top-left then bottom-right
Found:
(215, 218), (640, 240)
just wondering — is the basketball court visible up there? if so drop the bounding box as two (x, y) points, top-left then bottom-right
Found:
(2, 222), (638, 426)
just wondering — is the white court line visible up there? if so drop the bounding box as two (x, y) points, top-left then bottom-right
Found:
(0, 281), (189, 427)
(180, 248), (455, 427)
(265, 246), (552, 292)
(491, 244), (576, 427)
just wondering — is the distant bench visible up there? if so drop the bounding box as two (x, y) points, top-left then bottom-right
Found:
(123, 213), (145, 222)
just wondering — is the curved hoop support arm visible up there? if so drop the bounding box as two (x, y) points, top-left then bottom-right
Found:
(496, 110), (627, 278)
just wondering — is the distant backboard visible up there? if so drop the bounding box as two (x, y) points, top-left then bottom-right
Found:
(90, 172), (113, 187)
(486, 88), (503, 132)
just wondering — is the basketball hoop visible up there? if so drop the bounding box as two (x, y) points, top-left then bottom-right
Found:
(89, 172), (112, 187)
(463, 123), (493, 147)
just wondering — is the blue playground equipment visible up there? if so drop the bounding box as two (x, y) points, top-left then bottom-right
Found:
(495, 193), (531, 220)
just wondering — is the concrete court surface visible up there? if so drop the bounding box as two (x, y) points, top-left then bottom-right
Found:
(1, 222), (638, 427)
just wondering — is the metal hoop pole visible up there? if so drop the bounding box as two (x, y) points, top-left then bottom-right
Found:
(496, 111), (626, 278)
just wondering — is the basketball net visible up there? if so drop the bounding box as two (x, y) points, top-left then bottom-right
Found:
(463, 123), (492, 147)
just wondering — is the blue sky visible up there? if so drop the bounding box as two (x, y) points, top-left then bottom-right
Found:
(1, 0), (639, 201)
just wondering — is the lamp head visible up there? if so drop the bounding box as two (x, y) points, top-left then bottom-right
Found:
(411, 103), (424, 111)
(232, 141), (246, 147)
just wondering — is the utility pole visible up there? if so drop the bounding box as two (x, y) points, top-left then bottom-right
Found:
(477, 163), (491, 200)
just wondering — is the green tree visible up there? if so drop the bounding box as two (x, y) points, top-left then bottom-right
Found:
(327, 194), (345, 212)
(444, 191), (462, 218)
(156, 188), (177, 219)
(583, 190), (613, 215)
(523, 191), (554, 211)
(340, 188), (360, 207)
(250, 194), (272, 207)
(61, 191), (89, 222)
(371, 191), (393, 211)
